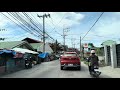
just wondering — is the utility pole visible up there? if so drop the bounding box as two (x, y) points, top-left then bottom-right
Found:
(71, 38), (73, 48)
(63, 28), (65, 49)
(37, 13), (50, 53)
(80, 36), (81, 54)
(54, 40), (57, 55)
(63, 27), (70, 51)
(73, 44), (75, 49)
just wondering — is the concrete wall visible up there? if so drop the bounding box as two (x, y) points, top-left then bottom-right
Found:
(110, 44), (117, 68)
(103, 44), (118, 68)
(104, 45), (108, 65)
(98, 56), (105, 61)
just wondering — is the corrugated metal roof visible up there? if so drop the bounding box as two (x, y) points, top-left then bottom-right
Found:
(0, 41), (26, 49)
(12, 48), (39, 54)
(101, 40), (116, 46)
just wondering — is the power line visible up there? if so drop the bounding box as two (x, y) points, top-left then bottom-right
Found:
(29, 12), (43, 28)
(15, 12), (42, 36)
(49, 13), (67, 36)
(1, 12), (55, 42)
(0, 12), (38, 38)
(22, 12), (43, 36)
(23, 12), (55, 41)
(81, 12), (104, 40)
(36, 13), (55, 39)
(37, 12), (67, 37)
(8, 12), (40, 37)
(11, 12), (47, 40)
(49, 17), (63, 36)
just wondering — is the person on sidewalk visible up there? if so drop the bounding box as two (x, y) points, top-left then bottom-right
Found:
(87, 50), (99, 75)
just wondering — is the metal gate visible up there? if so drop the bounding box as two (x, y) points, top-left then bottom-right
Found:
(116, 44), (120, 67)
(107, 46), (111, 65)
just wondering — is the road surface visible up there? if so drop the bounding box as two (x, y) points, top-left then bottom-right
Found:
(0, 60), (111, 78)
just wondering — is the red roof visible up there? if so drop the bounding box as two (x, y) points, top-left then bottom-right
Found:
(22, 37), (41, 43)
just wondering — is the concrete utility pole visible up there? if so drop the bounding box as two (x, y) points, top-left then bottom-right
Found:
(71, 38), (73, 48)
(63, 27), (70, 51)
(73, 43), (76, 49)
(54, 40), (57, 55)
(80, 36), (81, 54)
(37, 13), (50, 53)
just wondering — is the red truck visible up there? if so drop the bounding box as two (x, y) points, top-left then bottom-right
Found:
(60, 52), (81, 70)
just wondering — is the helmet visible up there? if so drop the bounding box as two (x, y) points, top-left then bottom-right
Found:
(91, 50), (95, 54)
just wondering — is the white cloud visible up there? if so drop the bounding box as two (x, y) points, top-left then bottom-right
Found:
(3, 12), (120, 48)
(45, 12), (85, 28)
(80, 13), (120, 47)
(0, 15), (12, 28)
(94, 19), (120, 38)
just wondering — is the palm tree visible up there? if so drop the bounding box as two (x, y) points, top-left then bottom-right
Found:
(50, 40), (62, 54)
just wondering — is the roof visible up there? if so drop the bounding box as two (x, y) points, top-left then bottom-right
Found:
(12, 48), (39, 54)
(22, 37), (41, 43)
(101, 40), (116, 46)
(0, 41), (26, 49)
(31, 43), (53, 53)
(0, 41), (34, 50)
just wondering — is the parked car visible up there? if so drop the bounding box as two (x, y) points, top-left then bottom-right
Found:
(60, 52), (81, 70)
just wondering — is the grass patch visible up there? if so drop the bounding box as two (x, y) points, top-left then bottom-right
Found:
(80, 58), (84, 61)
(84, 61), (89, 65)
(80, 57), (88, 65)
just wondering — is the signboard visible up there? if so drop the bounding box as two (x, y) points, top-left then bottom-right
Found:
(83, 43), (88, 48)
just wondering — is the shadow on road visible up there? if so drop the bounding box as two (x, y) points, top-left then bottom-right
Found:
(63, 67), (81, 71)
(63, 65), (88, 72)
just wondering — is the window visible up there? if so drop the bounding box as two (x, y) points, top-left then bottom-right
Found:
(64, 53), (77, 56)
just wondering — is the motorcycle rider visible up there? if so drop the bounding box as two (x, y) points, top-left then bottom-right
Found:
(87, 50), (99, 75)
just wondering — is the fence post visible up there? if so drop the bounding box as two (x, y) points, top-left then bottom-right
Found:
(104, 45), (108, 65)
(110, 44), (117, 68)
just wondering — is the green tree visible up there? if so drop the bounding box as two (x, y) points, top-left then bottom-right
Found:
(96, 47), (103, 56)
(50, 40), (62, 54)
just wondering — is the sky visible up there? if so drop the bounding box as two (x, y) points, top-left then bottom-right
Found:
(0, 12), (120, 49)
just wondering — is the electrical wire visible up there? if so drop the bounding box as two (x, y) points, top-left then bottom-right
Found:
(0, 12), (38, 38)
(81, 12), (104, 40)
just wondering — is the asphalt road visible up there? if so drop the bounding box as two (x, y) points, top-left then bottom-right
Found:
(0, 60), (111, 78)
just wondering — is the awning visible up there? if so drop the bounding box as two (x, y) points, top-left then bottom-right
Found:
(12, 48), (39, 54)
(0, 49), (16, 55)
(38, 53), (49, 58)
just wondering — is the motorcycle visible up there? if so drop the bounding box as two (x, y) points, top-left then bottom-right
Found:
(90, 66), (101, 78)
(25, 58), (32, 69)
(86, 57), (101, 78)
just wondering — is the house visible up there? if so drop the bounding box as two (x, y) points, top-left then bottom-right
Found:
(31, 43), (53, 54)
(0, 41), (37, 74)
(101, 40), (116, 46)
(0, 49), (24, 74)
(22, 38), (53, 54)
(22, 38), (54, 62)
(0, 41), (35, 51)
